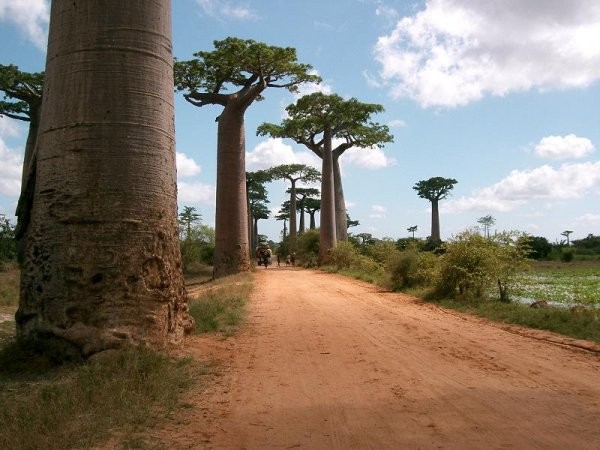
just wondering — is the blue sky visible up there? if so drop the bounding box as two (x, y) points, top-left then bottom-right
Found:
(1, 0), (599, 244)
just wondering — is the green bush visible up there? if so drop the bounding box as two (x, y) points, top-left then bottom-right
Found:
(296, 229), (320, 264)
(435, 230), (529, 301)
(327, 241), (360, 269)
(387, 246), (438, 290)
(561, 247), (575, 262)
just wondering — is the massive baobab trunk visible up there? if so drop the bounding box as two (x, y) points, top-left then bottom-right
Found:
(213, 103), (251, 277)
(332, 154), (348, 242)
(431, 199), (441, 242)
(319, 127), (336, 263)
(16, 0), (194, 357)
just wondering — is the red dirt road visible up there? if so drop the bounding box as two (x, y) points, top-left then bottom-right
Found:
(163, 268), (600, 449)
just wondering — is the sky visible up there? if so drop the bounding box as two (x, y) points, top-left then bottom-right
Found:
(1, 0), (599, 244)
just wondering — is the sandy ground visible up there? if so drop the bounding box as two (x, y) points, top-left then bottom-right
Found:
(157, 268), (600, 449)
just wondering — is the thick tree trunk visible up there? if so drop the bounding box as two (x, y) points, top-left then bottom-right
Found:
(332, 154), (347, 241)
(309, 212), (316, 230)
(319, 127), (336, 263)
(288, 180), (298, 249)
(298, 198), (305, 234)
(213, 103), (250, 277)
(16, 0), (193, 357)
(431, 199), (441, 242)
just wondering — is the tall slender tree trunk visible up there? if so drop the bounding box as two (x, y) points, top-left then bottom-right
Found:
(288, 180), (298, 249)
(431, 199), (441, 242)
(309, 212), (316, 230)
(213, 103), (250, 277)
(332, 153), (348, 241)
(16, 0), (193, 357)
(319, 126), (336, 263)
(298, 198), (305, 233)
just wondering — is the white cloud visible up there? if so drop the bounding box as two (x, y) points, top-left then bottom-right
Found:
(445, 161), (600, 214)
(293, 70), (333, 99)
(534, 134), (595, 160)
(177, 181), (216, 205)
(195, 0), (257, 21)
(374, 0), (600, 108)
(0, 116), (22, 138)
(369, 204), (387, 218)
(388, 119), (406, 128)
(0, 139), (23, 197)
(246, 138), (320, 171)
(176, 152), (202, 177)
(575, 213), (600, 226)
(343, 146), (396, 169)
(0, 0), (49, 50)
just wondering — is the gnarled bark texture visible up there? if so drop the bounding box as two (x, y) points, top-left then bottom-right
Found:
(16, 0), (194, 357)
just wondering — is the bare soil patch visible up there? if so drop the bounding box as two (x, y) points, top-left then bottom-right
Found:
(155, 268), (600, 449)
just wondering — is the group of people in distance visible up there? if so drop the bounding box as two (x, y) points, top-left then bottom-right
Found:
(255, 243), (295, 269)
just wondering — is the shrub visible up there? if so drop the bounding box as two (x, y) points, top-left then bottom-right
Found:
(387, 246), (438, 290)
(327, 241), (360, 269)
(435, 230), (529, 301)
(561, 248), (575, 262)
(295, 229), (320, 264)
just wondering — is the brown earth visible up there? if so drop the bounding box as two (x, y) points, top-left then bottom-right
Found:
(156, 268), (600, 449)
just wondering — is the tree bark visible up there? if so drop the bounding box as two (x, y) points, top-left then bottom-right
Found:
(288, 179), (298, 249)
(213, 102), (250, 277)
(332, 153), (348, 241)
(298, 197), (305, 234)
(319, 126), (336, 263)
(16, 0), (193, 357)
(431, 199), (441, 243)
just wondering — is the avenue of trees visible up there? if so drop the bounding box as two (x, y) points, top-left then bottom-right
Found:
(174, 37), (320, 277)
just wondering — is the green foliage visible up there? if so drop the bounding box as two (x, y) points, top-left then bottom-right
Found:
(0, 64), (44, 121)
(327, 241), (360, 269)
(0, 347), (200, 449)
(180, 223), (215, 273)
(413, 177), (458, 201)
(178, 206), (202, 240)
(560, 247), (575, 262)
(295, 229), (320, 265)
(524, 235), (553, 260)
(387, 245), (438, 290)
(572, 234), (600, 255)
(257, 92), (393, 155)
(174, 37), (320, 102)
(0, 218), (17, 264)
(188, 273), (252, 335)
(360, 238), (398, 264)
(435, 230), (529, 301)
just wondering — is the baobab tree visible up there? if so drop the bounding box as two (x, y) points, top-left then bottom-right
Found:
(304, 197), (321, 230)
(174, 38), (320, 277)
(0, 64), (44, 255)
(17, 0), (193, 357)
(561, 230), (573, 246)
(407, 225), (418, 239)
(269, 164), (320, 249)
(413, 177), (457, 244)
(477, 215), (496, 238)
(289, 186), (319, 233)
(247, 170), (272, 251)
(258, 93), (392, 252)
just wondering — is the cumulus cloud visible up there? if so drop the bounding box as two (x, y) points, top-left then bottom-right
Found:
(0, 0), (49, 50)
(369, 204), (387, 218)
(246, 138), (320, 171)
(178, 181), (216, 205)
(195, 0), (257, 21)
(176, 152), (202, 177)
(373, 0), (600, 107)
(534, 134), (595, 160)
(0, 139), (23, 197)
(343, 146), (396, 169)
(444, 161), (600, 214)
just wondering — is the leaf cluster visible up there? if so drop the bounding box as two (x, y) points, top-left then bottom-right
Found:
(257, 92), (393, 155)
(174, 37), (321, 105)
(413, 177), (458, 201)
(0, 64), (44, 121)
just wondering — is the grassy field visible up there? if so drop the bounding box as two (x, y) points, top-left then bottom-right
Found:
(512, 260), (600, 307)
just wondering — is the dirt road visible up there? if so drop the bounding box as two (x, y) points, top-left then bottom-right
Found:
(162, 268), (600, 449)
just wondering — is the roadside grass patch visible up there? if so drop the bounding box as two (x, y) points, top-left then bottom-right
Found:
(188, 272), (253, 335)
(0, 345), (203, 450)
(0, 268), (19, 307)
(436, 297), (600, 344)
